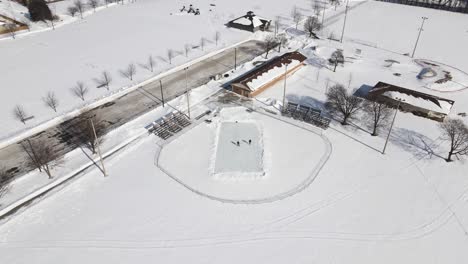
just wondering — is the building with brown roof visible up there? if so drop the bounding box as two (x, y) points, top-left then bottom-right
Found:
(230, 51), (307, 98)
(367, 82), (455, 122)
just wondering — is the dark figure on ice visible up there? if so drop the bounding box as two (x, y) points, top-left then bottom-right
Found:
(248, 139), (252, 145)
(180, 5), (186, 12)
(188, 4), (195, 13)
(194, 8), (200, 15)
(237, 141), (240, 146)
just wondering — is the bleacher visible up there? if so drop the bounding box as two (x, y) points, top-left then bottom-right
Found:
(283, 102), (331, 129)
(145, 112), (192, 140)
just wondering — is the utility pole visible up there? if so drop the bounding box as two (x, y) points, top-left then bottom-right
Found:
(382, 98), (404, 154)
(184, 67), (191, 119)
(234, 48), (237, 70)
(159, 79), (165, 107)
(90, 118), (107, 176)
(282, 64), (288, 113)
(340, 0), (349, 43)
(411, 16), (428, 58)
(321, 2), (326, 26)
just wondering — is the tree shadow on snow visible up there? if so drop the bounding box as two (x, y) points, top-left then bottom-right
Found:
(390, 128), (446, 161)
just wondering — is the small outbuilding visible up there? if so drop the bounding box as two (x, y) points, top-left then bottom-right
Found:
(367, 82), (455, 122)
(230, 52), (307, 98)
(226, 11), (271, 32)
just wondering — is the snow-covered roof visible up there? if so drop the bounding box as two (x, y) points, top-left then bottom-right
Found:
(247, 60), (301, 91)
(369, 82), (455, 116)
(382, 91), (453, 115)
(228, 12), (271, 29)
(233, 52), (307, 92)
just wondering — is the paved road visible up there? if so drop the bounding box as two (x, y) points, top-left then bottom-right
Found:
(0, 40), (265, 179)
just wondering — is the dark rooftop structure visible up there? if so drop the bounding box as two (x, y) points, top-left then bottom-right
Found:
(367, 82), (455, 122)
(226, 11), (271, 32)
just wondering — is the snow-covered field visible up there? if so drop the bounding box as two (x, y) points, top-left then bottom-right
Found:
(0, 0), (312, 143)
(159, 106), (329, 202)
(2, 1), (468, 263)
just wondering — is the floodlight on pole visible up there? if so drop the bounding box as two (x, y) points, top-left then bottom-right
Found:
(282, 63), (288, 113)
(184, 67), (191, 119)
(382, 97), (405, 154)
(90, 118), (107, 176)
(340, 0), (349, 43)
(411, 16), (428, 58)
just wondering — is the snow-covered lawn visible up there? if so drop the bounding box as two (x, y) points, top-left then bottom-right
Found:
(0, 0), (313, 143)
(1, 1), (468, 263)
(1, 101), (467, 262)
(159, 106), (329, 202)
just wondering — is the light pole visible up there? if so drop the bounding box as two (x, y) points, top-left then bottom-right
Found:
(411, 16), (428, 58)
(234, 48), (238, 70)
(282, 63), (288, 113)
(90, 118), (107, 176)
(340, 0), (349, 43)
(321, 3), (326, 27)
(382, 97), (405, 154)
(184, 67), (191, 119)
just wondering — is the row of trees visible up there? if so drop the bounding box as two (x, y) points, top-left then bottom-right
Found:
(325, 84), (468, 162)
(12, 30), (223, 125)
(67, 0), (130, 19)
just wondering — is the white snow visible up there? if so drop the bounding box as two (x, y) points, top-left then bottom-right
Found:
(382, 90), (453, 115)
(1, 1), (468, 263)
(247, 60), (301, 91)
(0, 0), (312, 144)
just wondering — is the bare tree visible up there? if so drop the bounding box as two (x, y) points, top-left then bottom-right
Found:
(96, 71), (112, 90)
(4, 23), (17, 39)
(263, 34), (278, 59)
(304, 16), (322, 38)
(276, 34), (288, 52)
(21, 139), (64, 179)
(74, 0), (85, 19)
(67, 6), (79, 17)
(0, 168), (11, 200)
(329, 49), (344, 72)
(184, 44), (191, 57)
(60, 112), (108, 154)
(291, 6), (303, 29)
(141, 55), (156, 72)
(214, 31), (221, 46)
(325, 84), (362, 125)
(363, 101), (392, 136)
(167, 49), (174, 64)
(200, 37), (207, 51)
(120, 63), (136, 81)
(88, 0), (99, 12)
(439, 118), (468, 162)
(43, 91), (59, 112)
(71, 81), (89, 101)
(13, 105), (28, 124)
(329, 0), (340, 10)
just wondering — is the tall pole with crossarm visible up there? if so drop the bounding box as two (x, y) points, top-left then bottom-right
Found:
(184, 67), (191, 119)
(382, 98), (405, 154)
(282, 63), (288, 113)
(340, 0), (349, 43)
(411, 16), (428, 58)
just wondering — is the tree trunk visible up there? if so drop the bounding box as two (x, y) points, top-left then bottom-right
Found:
(372, 123), (378, 136)
(333, 61), (337, 72)
(446, 150), (454, 162)
(341, 115), (348, 125)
